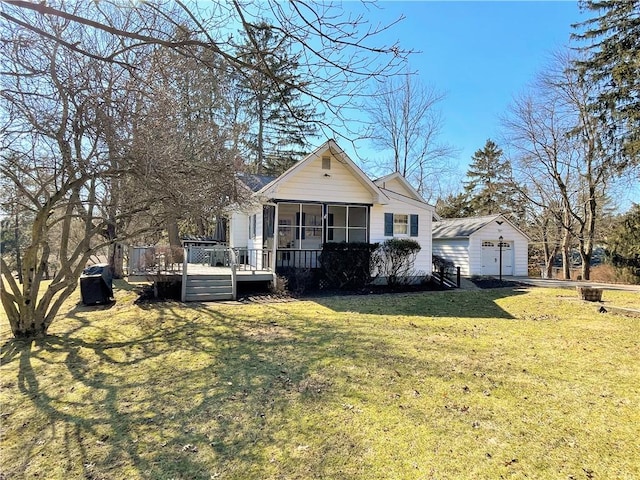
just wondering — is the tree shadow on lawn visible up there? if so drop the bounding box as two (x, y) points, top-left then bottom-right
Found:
(309, 287), (530, 319)
(1, 301), (398, 480)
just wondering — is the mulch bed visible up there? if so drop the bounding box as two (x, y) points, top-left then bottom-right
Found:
(239, 280), (449, 303)
(469, 277), (529, 289)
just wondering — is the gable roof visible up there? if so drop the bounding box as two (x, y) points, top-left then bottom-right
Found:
(374, 172), (425, 203)
(256, 139), (389, 204)
(432, 214), (530, 240)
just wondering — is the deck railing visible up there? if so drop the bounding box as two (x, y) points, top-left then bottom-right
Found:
(185, 246), (272, 272)
(128, 246), (183, 275)
(234, 248), (272, 271)
(276, 249), (322, 270)
(432, 257), (461, 288)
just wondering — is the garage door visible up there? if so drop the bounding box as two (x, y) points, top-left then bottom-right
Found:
(481, 240), (513, 276)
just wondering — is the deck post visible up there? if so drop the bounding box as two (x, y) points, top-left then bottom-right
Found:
(229, 248), (237, 300)
(271, 203), (279, 289)
(181, 247), (188, 302)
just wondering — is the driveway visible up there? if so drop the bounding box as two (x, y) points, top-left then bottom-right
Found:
(511, 276), (640, 293)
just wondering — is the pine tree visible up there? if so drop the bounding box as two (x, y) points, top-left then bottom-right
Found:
(605, 203), (640, 279)
(435, 192), (471, 218)
(463, 140), (520, 216)
(573, 0), (640, 164)
(234, 22), (318, 175)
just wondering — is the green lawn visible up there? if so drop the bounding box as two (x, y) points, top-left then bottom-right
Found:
(1, 283), (638, 479)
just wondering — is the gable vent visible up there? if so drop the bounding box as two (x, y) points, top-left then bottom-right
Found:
(322, 156), (331, 170)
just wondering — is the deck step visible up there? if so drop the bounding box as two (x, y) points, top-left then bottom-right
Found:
(185, 292), (234, 302)
(187, 274), (233, 281)
(187, 279), (232, 287)
(183, 273), (233, 302)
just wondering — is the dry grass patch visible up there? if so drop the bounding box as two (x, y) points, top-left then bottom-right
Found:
(0, 283), (638, 479)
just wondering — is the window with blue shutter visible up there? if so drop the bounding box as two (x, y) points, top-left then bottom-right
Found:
(384, 213), (393, 236)
(410, 214), (418, 237)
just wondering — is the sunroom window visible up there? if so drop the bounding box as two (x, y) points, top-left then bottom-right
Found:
(277, 203), (323, 249)
(327, 205), (368, 243)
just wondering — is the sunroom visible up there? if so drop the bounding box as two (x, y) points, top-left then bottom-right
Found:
(260, 202), (370, 270)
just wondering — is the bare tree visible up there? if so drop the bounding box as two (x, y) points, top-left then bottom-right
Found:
(0, 4), (159, 337)
(1, 0), (411, 138)
(364, 73), (455, 201)
(1, 1), (413, 338)
(127, 32), (249, 247)
(504, 52), (617, 280)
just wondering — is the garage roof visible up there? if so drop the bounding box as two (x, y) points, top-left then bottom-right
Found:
(433, 214), (522, 239)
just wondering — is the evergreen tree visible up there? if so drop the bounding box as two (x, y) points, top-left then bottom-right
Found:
(262, 153), (298, 177)
(573, 0), (640, 165)
(435, 192), (471, 218)
(463, 140), (520, 216)
(605, 203), (640, 280)
(234, 22), (318, 175)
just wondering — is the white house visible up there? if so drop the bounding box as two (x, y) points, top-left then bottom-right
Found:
(432, 214), (529, 276)
(228, 139), (435, 279)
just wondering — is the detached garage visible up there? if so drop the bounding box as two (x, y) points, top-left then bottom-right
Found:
(432, 214), (529, 277)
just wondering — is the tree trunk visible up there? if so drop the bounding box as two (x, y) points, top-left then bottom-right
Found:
(167, 217), (181, 248)
(544, 244), (558, 279)
(580, 188), (597, 281)
(110, 242), (125, 278)
(14, 209), (23, 284)
(580, 250), (591, 281)
(256, 95), (265, 174)
(561, 246), (570, 279)
(540, 219), (558, 279)
(10, 306), (48, 338)
(561, 207), (572, 280)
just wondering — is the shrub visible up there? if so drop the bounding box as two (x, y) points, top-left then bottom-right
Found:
(270, 274), (288, 295)
(373, 238), (421, 287)
(590, 264), (640, 285)
(276, 267), (318, 295)
(319, 242), (379, 289)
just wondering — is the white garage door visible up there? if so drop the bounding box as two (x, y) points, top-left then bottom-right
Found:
(481, 240), (513, 276)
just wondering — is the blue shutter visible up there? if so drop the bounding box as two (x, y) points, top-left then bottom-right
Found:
(384, 213), (393, 237)
(410, 214), (419, 237)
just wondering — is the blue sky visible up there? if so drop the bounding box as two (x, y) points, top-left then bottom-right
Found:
(343, 0), (585, 184)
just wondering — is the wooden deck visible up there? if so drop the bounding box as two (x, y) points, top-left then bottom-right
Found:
(128, 264), (273, 283)
(186, 264), (273, 282)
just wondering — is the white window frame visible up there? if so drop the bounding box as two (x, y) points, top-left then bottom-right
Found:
(393, 214), (409, 235)
(326, 205), (368, 243)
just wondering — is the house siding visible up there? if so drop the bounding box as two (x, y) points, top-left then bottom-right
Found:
(229, 212), (248, 249)
(370, 199), (433, 276)
(273, 153), (375, 204)
(469, 222), (528, 276)
(247, 209), (263, 252)
(432, 238), (470, 275)
(378, 176), (405, 194)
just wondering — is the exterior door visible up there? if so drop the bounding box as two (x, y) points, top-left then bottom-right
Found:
(481, 240), (513, 276)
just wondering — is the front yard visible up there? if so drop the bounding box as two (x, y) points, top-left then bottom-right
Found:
(1, 284), (638, 479)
